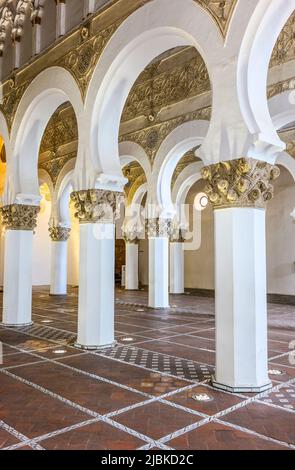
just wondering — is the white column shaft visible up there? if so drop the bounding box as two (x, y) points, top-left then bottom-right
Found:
(50, 241), (68, 295)
(148, 237), (169, 308)
(32, 23), (42, 55)
(125, 243), (139, 290)
(214, 207), (270, 392)
(3, 230), (33, 326)
(170, 242), (184, 294)
(56, 2), (66, 37)
(77, 223), (115, 348)
(13, 42), (21, 69)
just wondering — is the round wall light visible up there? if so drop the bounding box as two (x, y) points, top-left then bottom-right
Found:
(194, 192), (208, 212)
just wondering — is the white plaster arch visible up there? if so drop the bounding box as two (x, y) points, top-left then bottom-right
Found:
(131, 182), (148, 208)
(0, 110), (11, 161)
(236, 0), (294, 158)
(124, 182), (148, 236)
(151, 120), (209, 216)
(10, 67), (84, 200)
(172, 161), (204, 228)
(172, 162), (204, 207)
(119, 141), (152, 183)
(38, 168), (54, 201)
(54, 161), (76, 226)
(0, 109), (13, 205)
(85, 0), (221, 180)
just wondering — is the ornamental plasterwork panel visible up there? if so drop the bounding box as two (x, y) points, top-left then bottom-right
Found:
(58, 21), (123, 98)
(171, 148), (201, 190)
(39, 153), (76, 186)
(123, 162), (146, 198)
(39, 102), (78, 154)
(270, 11), (295, 67)
(286, 141), (295, 159)
(267, 76), (295, 99)
(120, 106), (211, 166)
(193, 1), (237, 38)
(0, 77), (30, 130)
(126, 174), (147, 207)
(122, 50), (210, 122)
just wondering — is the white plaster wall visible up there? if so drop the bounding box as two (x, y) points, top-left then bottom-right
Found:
(266, 166), (295, 295)
(32, 198), (51, 286)
(138, 239), (148, 286)
(32, 198), (80, 287)
(183, 181), (214, 290)
(67, 203), (80, 286)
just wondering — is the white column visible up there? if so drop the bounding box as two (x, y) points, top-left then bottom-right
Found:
(0, 227), (5, 289)
(213, 207), (271, 392)
(76, 223), (115, 349)
(56, 0), (66, 37)
(148, 236), (169, 308)
(32, 22), (42, 56)
(84, 0), (95, 17)
(3, 230), (34, 326)
(170, 242), (184, 294)
(12, 40), (21, 69)
(125, 241), (139, 290)
(50, 241), (68, 295)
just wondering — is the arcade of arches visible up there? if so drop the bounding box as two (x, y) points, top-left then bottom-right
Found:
(0, 0), (294, 451)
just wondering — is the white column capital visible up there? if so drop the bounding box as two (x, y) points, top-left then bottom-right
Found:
(70, 189), (124, 224)
(0, 203), (40, 231)
(146, 218), (172, 238)
(49, 225), (71, 242)
(202, 157), (280, 210)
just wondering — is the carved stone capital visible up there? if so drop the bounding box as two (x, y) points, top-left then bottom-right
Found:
(0, 204), (40, 231)
(146, 218), (172, 238)
(70, 189), (124, 224)
(124, 235), (139, 244)
(49, 226), (71, 242)
(122, 224), (143, 244)
(170, 226), (186, 243)
(201, 158), (280, 210)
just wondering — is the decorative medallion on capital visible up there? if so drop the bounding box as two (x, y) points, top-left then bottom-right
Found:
(70, 189), (124, 223)
(0, 204), (40, 231)
(201, 158), (280, 210)
(146, 218), (173, 238)
(49, 226), (71, 242)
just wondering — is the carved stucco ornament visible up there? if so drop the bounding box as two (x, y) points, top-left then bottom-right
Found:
(0, 204), (40, 230)
(201, 158), (280, 209)
(170, 224), (186, 243)
(70, 189), (124, 223)
(49, 226), (71, 242)
(146, 218), (173, 238)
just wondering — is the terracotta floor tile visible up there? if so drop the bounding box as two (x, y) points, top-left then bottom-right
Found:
(58, 354), (189, 396)
(41, 421), (144, 450)
(168, 421), (288, 450)
(11, 361), (146, 415)
(167, 384), (245, 416)
(113, 402), (201, 440)
(0, 373), (90, 438)
(0, 352), (45, 369)
(134, 340), (215, 365)
(0, 428), (21, 449)
(1, 287), (294, 450)
(223, 402), (295, 445)
(259, 384), (295, 411)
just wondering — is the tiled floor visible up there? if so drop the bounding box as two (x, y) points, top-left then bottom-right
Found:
(0, 287), (294, 450)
